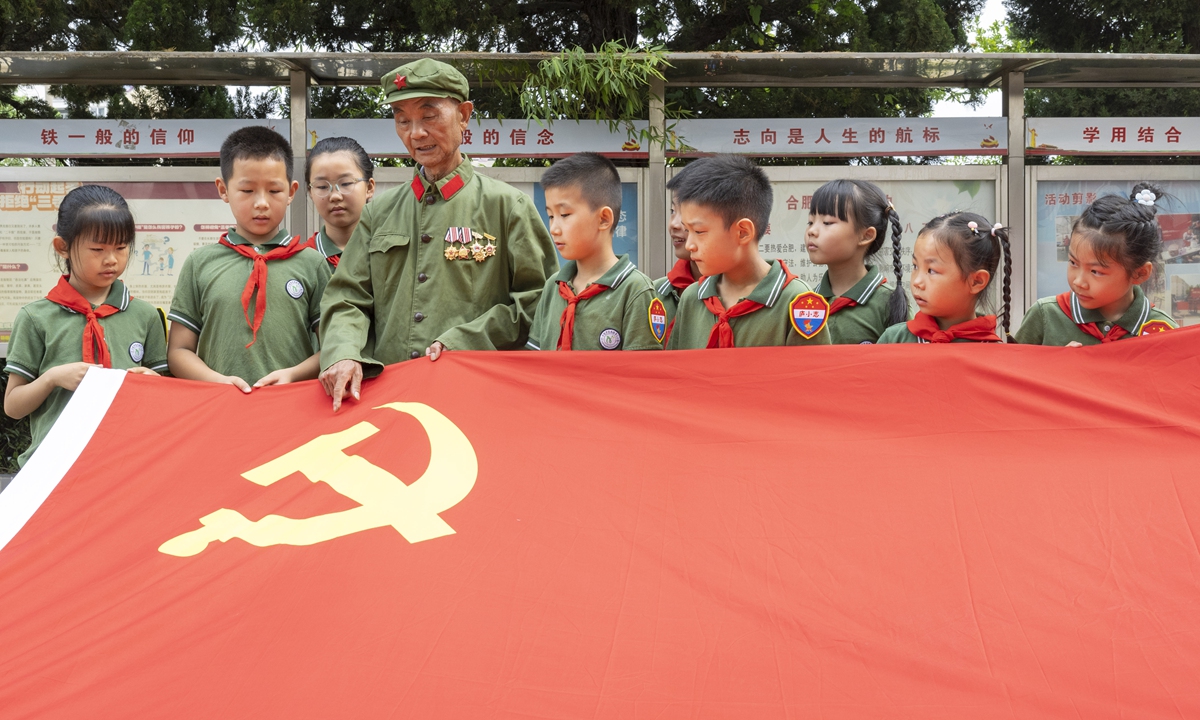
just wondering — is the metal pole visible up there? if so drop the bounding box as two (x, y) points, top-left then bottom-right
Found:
(289, 70), (309, 240)
(646, 77), (668, 278)
(1003, 71), (1026, 325)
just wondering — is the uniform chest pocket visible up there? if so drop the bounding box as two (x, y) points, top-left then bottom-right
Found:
(369, 233), (410, 253)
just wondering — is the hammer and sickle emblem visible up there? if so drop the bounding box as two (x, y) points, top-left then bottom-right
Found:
(158, 403), (477, 557)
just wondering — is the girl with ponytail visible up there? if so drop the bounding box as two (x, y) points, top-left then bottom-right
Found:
(1015, 182), (1176, 345)
(805, 180), (908, 344)
(877, 211), (1011, 344)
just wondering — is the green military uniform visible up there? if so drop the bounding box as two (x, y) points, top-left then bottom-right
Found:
(1015, 286), (1176, 345)
(319, 58), (557, 374)
(5, 280), (167, 467)
(526, 255), (663, 351)
(310, 228), (341, 267)
(816, 265), (898, 345)
(319, 159), (556, 374)
(665, 260), (831, 349)
(168, 228), (329, 385)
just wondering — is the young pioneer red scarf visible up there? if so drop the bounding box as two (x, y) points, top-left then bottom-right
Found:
(1054, 292), (1127, 342)
(45, 275), (120, 367)
(304, 231), (339, 268)
(662, 259), (699, 344)
(906, 312), (1000, 343)
(829, 277), (886, 315)
(556, 282), (610, 350)
(219, 234), (308, 347)
(703, 262), (799, 349)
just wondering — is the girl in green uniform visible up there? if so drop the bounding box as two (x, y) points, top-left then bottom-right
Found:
(305, 137), (375, 268)
(1015, 183), (1176, 345)
(805, 180), (908, 344)
(4, 186), (166, 467)
(878, 212), (1011, 344)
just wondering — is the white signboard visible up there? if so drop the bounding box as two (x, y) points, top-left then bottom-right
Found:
(0, 120), (283, 157)
(308, 119), (651, 157)
(671, 118), (1006, 156)
(1027, 118), (1200, 155)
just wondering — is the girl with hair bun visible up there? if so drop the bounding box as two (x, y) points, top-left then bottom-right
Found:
(4, 185), (166, 467)
(1016, 182), (1176, 345)
(805, 179), (908, 344)
(877, 211), (1011, 344)
(305, 136), (375, 267)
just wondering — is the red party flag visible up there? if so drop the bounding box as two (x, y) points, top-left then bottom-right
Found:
(2, 328), (1200, 719)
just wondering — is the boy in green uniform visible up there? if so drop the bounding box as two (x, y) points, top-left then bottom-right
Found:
(665, 155), (831, 349)
(167, 127), (330, 392)
(526, 153), (662, 351)
(319, 58), (557, 410)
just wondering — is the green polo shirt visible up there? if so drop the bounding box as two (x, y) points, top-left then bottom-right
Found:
(312, 227), (341, 267)
(526, 255), (663, 351)
(4, 280), (167, 467)
(665, 260), (831, 349)
(319, 157), (557, 374)
(168, 228), (329, 385)
(877, 318), (996, 344)
(652, 276), (681, 324)
(1014, 286), (1176, 346)
(816, 265), (897, 345)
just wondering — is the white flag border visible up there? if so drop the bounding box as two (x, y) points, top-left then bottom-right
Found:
(0, 367), (126, 553)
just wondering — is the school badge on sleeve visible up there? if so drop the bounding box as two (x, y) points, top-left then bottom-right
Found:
(1138, 319), (1174, 335)
(789, 291), (830, 339)
(648, 298), (667, 343)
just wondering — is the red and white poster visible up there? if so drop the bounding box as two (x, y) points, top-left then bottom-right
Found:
(2, 334), (1200, 718)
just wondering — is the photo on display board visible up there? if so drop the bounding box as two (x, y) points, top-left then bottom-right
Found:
(1036, 180), (1200, 322)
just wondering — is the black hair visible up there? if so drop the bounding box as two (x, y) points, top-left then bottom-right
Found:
(810, 179), (908, 325)
(540, 152), (622, 219)
(220, 126), (293, 183)
(1070, 182), (1163, 274)
(667, 155), (772, 241)
(305, 136), (374, 185)
(55, 185), (136, 274)
(921, 211), (1012, 337)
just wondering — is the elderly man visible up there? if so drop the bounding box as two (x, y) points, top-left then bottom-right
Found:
(319, 58), (557, 410)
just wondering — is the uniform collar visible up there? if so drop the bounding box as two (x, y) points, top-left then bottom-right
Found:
(410, 155), (474, 202)
(696, 259), (791, 308)
(555, 254), (637, 290)
(313, 228), (341, 259)
(56, 279), (130, 313)
(817, 264), (885, 304)
(1067, 285), (1151, 334)
(225, 228), (294, 248)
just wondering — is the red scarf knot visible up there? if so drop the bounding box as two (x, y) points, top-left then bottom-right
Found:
(906, 312), (1000, 343)
(45, 275), (120, 367)
(1055, 292), (1128, 343)
(702, 262), (798, 348)
(556, 281), (609, 350)
(218, 234), (308, 347)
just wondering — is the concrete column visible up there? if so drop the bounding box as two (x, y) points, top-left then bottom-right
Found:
(289, 70), (309, 239)
(1003, 71), (1026, 324)
(646, 77), (668, 278)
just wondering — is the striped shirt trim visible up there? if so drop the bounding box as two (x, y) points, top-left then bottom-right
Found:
(763, 267), (788, 307)
(148, 362), (170, 372)
(525, 340), (541, 350)
(854, 272), (886, 305)
(1068, 292), (1085, 324)
(697, 275), (716, 298)
(166, 311), (202, 334)
(609, 260), (637, 290)
(4, 362), (37, 381)
(1131, 298), (1151, 334)
(656, 278), (673, 295)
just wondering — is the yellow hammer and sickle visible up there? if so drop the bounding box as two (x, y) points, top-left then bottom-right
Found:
(158, 403), (477, 557)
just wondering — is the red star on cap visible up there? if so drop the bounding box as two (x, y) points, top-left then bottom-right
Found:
(394, 75), (406, 90)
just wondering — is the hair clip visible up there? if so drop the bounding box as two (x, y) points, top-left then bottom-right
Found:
(967, 221), (979, 235)
(1135, 189), (1157, 206)
(886, 202), (895, 212)
(990, 223), (1003, 236)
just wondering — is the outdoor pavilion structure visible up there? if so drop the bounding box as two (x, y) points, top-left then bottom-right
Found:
(2, 50), (1200, 287)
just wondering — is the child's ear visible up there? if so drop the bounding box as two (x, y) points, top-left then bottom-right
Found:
(286, 180), (299, 205)
(735, 218), (757, 245)
(214, 178), (229, 203)
(597, 206), (614, 231)
(52, 236), (68, 259)
(858, 225), (877, 248)
(967, 269), (991, 296)
(1130, 261), (1153, 285)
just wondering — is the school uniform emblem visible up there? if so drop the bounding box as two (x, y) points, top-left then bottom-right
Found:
(129, 342), (144, 363)
(648, 298), (667, 343)
(789, 291), (830, 339)
(286, 279), (305, 299)
(1138, 319), (1173, 335)
(599, 328), (622, 350)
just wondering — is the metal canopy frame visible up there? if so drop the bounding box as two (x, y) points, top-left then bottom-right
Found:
(2, 50), (1196, 310)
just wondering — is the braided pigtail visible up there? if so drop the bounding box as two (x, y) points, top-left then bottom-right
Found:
(885, 204), (908, 325)
(991, 223), (1013, 339)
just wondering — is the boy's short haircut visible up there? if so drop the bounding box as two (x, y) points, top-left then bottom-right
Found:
(220, 126), (294, 183)
(540, 152), (622, 219)
(667, 155), (772, 241)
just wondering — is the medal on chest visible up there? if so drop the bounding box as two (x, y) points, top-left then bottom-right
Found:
(444, 227), (496, 263)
